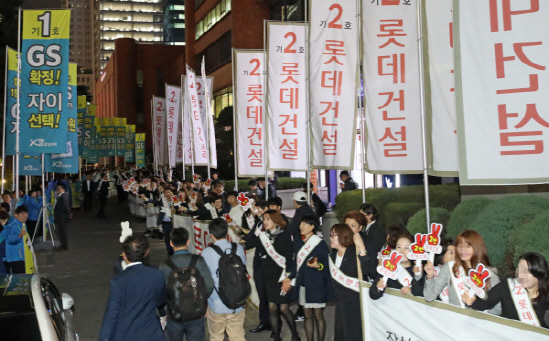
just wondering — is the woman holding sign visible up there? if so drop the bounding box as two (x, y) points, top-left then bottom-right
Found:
(463, 252), (549, 328)
(292, 215), (333, 341)
(329, 224), (369, 341)
(423, 230), (501, 315)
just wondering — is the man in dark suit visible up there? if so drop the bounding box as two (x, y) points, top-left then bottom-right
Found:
(97, 173), (110, 219)
(99, 235), (167, 341)
(81, 174), (96, 212)
(54, 183), (72, 251)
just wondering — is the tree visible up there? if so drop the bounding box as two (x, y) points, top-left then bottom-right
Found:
(214, 106), (235, 179)
(77, 85), (93, 103)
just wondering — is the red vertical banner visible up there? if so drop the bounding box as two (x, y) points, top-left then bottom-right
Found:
(362, 0), (423, 173)
(309, 0), (359, 169)
(266, 22), (308, 171)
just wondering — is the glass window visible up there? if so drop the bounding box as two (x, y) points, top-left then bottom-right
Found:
(226, 0), (231, 12)
(174, 23), (185, 28)
(173, 5), (185, 10)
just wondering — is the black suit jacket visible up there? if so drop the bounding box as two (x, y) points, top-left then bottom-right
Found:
(329, 245), (369, 303)
(98, 180), (110, 197)
(54, 192), (71, 220)
(81, 180), (96, 194)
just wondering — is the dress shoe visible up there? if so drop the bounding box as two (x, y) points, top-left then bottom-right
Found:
(250, 324), (271, 333)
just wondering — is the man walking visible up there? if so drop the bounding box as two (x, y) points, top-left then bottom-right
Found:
(81, 174), (95, 212)
(97, 173), (110, 218)
(54, 183), (72, 251)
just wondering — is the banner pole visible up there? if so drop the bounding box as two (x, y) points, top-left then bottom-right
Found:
(416, 0), (431, 230)
(231, 49), (238, 191)
(263, 20), (269, 201)
(358, 2), (366, 203)
(150, 98), (157, 176)
(15, 7), (22, 198)
(305, 19), (311, 206)
(2, 46), (8, 194)
(41, 153), (46, 241)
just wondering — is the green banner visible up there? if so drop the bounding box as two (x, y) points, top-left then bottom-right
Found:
(115, 126), (126, 157)
(125, 125), (136, 162)
(136, 133), (146, 168)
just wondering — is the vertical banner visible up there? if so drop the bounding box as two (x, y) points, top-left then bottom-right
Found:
(125, 125), (135, 162)
(79, 102), (96, 157)
(115, 126), (126, 157)
(45, 62), (79, 173)
(19, 155), (42, 176)
(107, 126), (116, 157)
(266, 22), (308, 171)
(135, 133), (146, 168)
(362, 0), (423, 173)
(455, 0), (549, 185)
(309, 0), (359, 169)
(5, 47), (18, 155)
(234, 50), (266, 177)
(186, 66), (209, 165)
(201, 60), (218, 168)
(426, 0), (458, 175)
(181, 77), (194, 166)
(153, 96), (166, 166)
(20, 10), (70, 154)
(166, 85), (181, 168)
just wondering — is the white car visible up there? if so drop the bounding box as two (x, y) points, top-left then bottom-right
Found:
(0, 274), (78, 341)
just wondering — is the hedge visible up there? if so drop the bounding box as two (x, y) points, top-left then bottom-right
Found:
(511, 211), (549, 265)
(382, 202), (425, 228)
(224, 177), (307, 192)
(407, 207), (451, 236)
(446, 197), (493, 238)
(468, 195), (549, 269)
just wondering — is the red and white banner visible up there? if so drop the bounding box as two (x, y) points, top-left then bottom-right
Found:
(201, 59), (218, 169)
(266, 22), (308, 171)
(165, 85), (181, 168)
(455, 1), (549, 185)
(234, 50), (266, 177)
(181, 76), (193, 166)
(362, 0), (423, 173)
(186, 66), (209, 165)
(309, 0), (359, 169)
(426, 0), (458, 174)
(153, 96), (166, 166)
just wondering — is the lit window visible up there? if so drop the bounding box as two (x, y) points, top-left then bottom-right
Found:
(174, 23), (185, 28)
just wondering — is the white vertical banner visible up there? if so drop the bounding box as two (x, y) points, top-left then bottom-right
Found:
(362, 0), (423, 173)
(201, 59), (218, 169)
(186, 66), (209, 165)
(166, 85), (181, 168)
(309, 0), (359, 169)
(181, 76), (194, 166)
(234, 50), (266, 177)
(426, 0), (458, 174)
(153, 96), (166, 166)
(176, 101), (184, 165)
(266, 22), (308, 171)
(455, 1), (549, 185)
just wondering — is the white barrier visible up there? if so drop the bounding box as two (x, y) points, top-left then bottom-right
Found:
(360, 282), (549, 341)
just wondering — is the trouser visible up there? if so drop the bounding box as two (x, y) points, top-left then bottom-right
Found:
(116, 185), (125, 202)
(26, 220), (38, 239)
(254, 259), (271, 326)
(6, 261), (25, 274)
(98, 195), (107, 217)
(165, 315), (206, 341)
(162, 221), (174, 256)
(56, 217), (68, 248)
(334, 296), (362, 341)
(206, 307), (246, 341)
(83, 193), (93, 211)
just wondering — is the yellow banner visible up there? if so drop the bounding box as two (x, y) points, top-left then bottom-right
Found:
(114, 118), (126, 126)
(24, 234), (36, 274)
(136, 133), (146, 142)
(88, 104), (97, 116)
(78, 95), (87, 109)
(7, 47), (18, 72)
(126, 125), (136, 133)
(23, 10), (71, 40)
(69, 63), (77, 86)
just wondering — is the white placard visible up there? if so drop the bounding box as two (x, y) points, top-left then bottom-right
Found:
(186, 66), (209, 165)
(153, 96), (166, 166)
(201, 60), (218, 169)
(181, 76), (193, 166)
(166, 85), (181, 168)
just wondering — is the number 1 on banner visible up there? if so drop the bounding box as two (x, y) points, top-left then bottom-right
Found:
(38, 11), (51, 37)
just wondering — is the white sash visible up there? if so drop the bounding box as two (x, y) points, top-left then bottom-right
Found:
(397, 266), (413, 288)
(161, 196), (172, 218)
(434, 266), (450, 303)
(204, 203), (218, 219)
(256, 228), (286, 282)
(508, 278), (541, 327)
(296, 235), (323, 273)
(245, 214), (256, 230)
(329, 257), (360, 293)
(448, 261), (467, 308)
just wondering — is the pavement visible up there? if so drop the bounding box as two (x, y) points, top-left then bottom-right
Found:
(35, 197), (335, 341)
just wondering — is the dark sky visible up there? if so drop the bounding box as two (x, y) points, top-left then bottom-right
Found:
(21, 0), (63, 9)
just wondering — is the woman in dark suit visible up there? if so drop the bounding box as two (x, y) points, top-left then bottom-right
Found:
(359, 203), (386, 257)
(292, 215), (333, 341)
(329, 223), (369, 341)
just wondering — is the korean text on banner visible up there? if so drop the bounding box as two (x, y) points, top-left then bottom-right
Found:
(20, 155), (42, 176)
(181, 76), (193, 166)
(362, 1), (423, 173)
(309, 0), (358, 169)
(455, 1), (549, 185)
(234, 50), (266, 177)
(166, 85), (181, 168)
(426, 0), (458, 175)
(45, 62), (79, 173)
(20, 10), (70, 154)
(135, 133), (146, 168)
(176, 87), (184, 164)
(5, 47), (18, 156)
(200, 61), (217, 168)
(266, 22), (308, 171)
(125, 125), (135, 162)
(186, 66), (209, 165)
(115, 125), (126, 157)
(360, 282), (549, 340)
(153, 96), (166, 166)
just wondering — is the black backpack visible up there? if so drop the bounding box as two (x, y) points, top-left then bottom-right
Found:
(165, 255), (207, 322)
(211, 243), (251, 310)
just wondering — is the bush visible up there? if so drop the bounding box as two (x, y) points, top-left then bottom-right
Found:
(469, 195), (549, 269)
(225, 177), (307, 192)
(446, 197), (494, 238)
(407, 207), (451, 236)
(382, 202), (425, 228)
(512, 211), (549, 265)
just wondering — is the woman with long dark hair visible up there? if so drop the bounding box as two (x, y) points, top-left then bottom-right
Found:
(463, 252), (549, 328)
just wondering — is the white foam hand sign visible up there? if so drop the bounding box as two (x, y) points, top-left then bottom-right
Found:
(119, 221), (133, 243)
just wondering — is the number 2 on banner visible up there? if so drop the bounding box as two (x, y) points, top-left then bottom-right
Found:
(38, 11), (51, 37)
(249, 59), (260, 75)
(284, 32), (297, 53)
(170, 91), (176, 103)
(328, 4), (343, 29)
(156, 101), (163, 111)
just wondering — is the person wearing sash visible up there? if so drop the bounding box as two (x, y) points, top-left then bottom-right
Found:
(292, 215), (333, 341)
(423, 230), (501, 315)
(429, 238), (455, 303)
(329, 223), (368, 341)
(370, 230), (425, 300)
(141, 187), (176, 256)
(463, 252), (549, 328)
(344, 211), (377, 280)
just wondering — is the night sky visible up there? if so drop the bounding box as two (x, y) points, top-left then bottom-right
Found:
(22, 0), (63, 9)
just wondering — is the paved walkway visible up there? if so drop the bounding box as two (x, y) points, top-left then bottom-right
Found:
(35, 197), (335, 341)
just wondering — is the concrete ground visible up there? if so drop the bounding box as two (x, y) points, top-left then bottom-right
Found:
(35, 197), (335, 341)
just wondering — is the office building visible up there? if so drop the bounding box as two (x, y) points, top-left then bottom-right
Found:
(164, 0), (186, 45)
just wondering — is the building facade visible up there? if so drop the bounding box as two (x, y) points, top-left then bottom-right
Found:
(164, 0), (186, 45)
